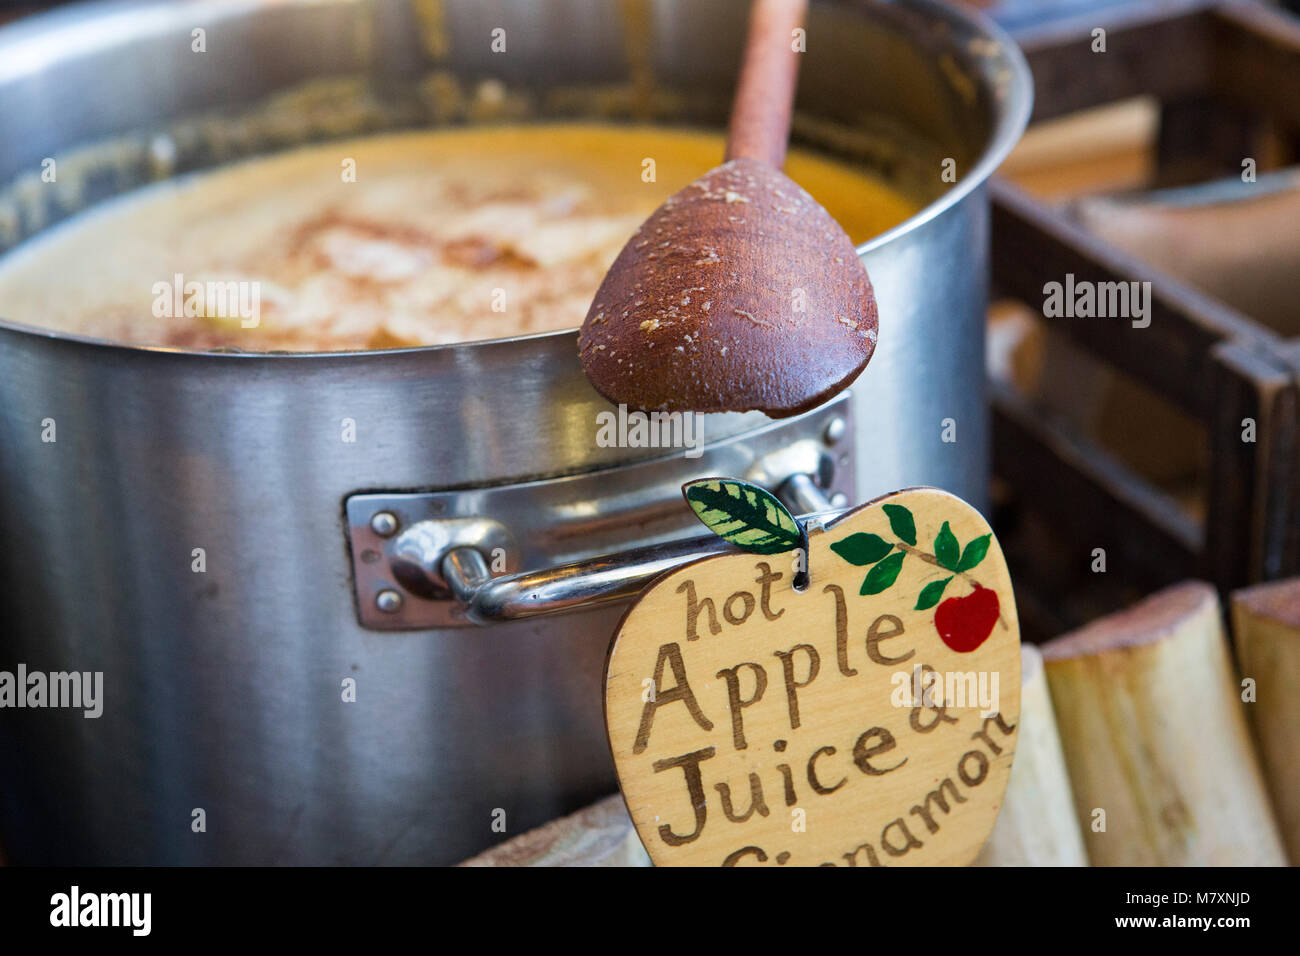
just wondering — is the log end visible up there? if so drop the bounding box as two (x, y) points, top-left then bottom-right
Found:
(1040, 580), (1216, 660)
(1232, 578), (1300, 629)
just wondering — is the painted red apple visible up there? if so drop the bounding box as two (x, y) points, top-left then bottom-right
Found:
(935, 584), (1000, 652)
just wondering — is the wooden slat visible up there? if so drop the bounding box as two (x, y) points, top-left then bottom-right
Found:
(1154, 92), (1269, 186)
(991, 178), (1275, 419)
(992, 380), (1201, 588)
(1212, 1), (1300, 130)
(1206, 341), (1300, 587)
(994, 0), (1300, 633)
(1281, 341), (1300, 576)
(1014, 2), (1217, 124)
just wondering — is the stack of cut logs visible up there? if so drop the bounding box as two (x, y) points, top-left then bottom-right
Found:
(462, 577), (1298, 866)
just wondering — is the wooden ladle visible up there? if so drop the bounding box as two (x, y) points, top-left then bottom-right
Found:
(578, 0), (878, 419)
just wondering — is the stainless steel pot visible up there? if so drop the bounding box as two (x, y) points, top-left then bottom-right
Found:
(0, 0), (1029, 864)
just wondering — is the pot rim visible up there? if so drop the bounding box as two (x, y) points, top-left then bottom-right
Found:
(0, 0), (1032, 363)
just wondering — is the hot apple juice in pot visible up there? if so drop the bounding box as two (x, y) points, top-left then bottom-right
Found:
(0, 125), (918, 350)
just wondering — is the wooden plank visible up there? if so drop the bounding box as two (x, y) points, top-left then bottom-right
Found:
(1206, 341), (1300, 587)
(992, 379), (1201, 587)
(1014, 2), (1216, 123)
(998, 98), (1158, 200)
(1154, 92), (1268, 186)
(1277, 340), (1300, 578)
(1013, 3), (1300, 169)
(1211, 1), (1300, 131)
(991, 178), (1275, 419)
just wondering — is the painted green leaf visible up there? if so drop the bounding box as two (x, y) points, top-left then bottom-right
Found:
(682, 478), (802, 555)
(935, 521), (960, 571)
(957, 534), (992, 572)
(860, 551), (904, 595)
(830, 533), (892, 566)
(882, 503), (917, 546)
(915, 576), (952, 610)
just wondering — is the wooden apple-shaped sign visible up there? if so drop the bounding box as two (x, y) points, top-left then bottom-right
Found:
(604, 483), (1021, 866)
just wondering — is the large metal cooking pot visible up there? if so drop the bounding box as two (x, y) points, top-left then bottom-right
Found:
(0, 0), (1029, 864)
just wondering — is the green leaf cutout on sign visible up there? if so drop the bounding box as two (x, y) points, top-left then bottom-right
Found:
(682, 478), (803, 555)
(881, 503), (917, 546)
(830, 533), (892, 567)
(935, 521), (960, 571)
(860, 551), (904, 595)
(957, 534), (992, 572)
(915, 576), (953, 611)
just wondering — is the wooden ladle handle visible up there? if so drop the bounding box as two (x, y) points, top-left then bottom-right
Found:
(724, 0), (808, 168)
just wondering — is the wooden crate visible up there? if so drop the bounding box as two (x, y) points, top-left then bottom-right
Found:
(990, 0), (1300, 639)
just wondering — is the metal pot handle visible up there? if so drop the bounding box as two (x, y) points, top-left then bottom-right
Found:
(346, 395), (854, 629)
(440, 475), (839, 625)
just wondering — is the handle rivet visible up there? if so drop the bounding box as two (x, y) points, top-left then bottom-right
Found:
(370, 511), (399, 537)
(823, 417), (847, 446)
(375, 589), (403, 613)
